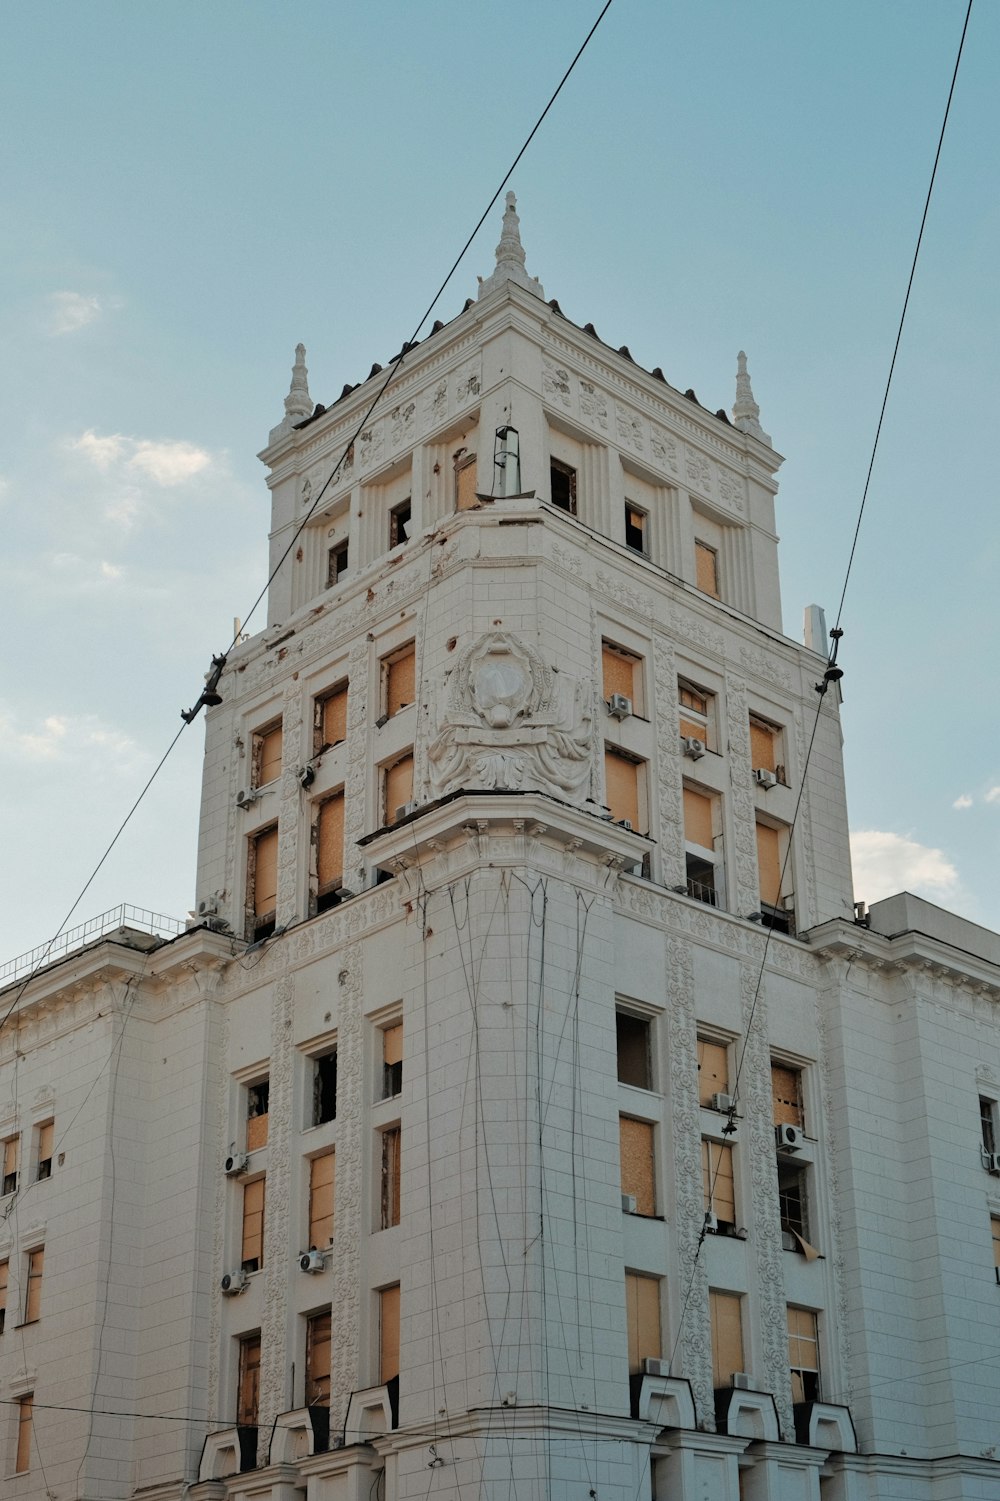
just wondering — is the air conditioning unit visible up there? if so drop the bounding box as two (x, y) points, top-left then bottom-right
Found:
(607, 693), (633, 720)
(710, 1092), (733, 1113)
(621, 1193), (638, 1215)
(617, 818), (634, 832)
(682, 736), (706, 760)
(643, 1358), (668, 1377)
(775, 1123), (802, 1152)
(704, 1211), (719, 1233)
(731, 1372), (753, 1391)
(236, 787), (262, 809)
(395, 801), (418, 821)
(988, 1153), (1000, 1175)
(221, 1269), (247, 1295)
(198, 895), (221, 918)
(754, 768), (778, 789)
(224, 1152), (250, 1176)
(299, 1249), (326, 1274)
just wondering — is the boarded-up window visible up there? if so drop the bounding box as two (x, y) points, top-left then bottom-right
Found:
(456, 456), (478, 511)
(253, 722), (282, 788)
(695, 540), (720, 597)
(36, 1121), (54, 1182)
(24, 1247), (43, 1324)
(710, 1290), (744, 1385)
(772, 1064), (804, 1129)
(381, 1127), (401, 1229)
(312, 1050), (337, 1126)
(678, 680), (711, 743)
(316, 683), (348, 752)
(625, 503), (647, 553)
(237, 1334), (261, 1426)
(2, 1136), (19, 1195)
(787, 1306), (820, 1403)
(250, 827), (279, 939)
(620, 1117), (655, 1215)
(605, 748), (640, 828)
(309, 1152), (335, 1248)
(602, 644), (637, 703)
(0, 1260), (8, 1334)
(384, 755), (414, 825)
(316, 793), (345, 910)
(385, 646), (416, 716)
(15, 1394), (32, 1474)
(306, 1311), (332, 1406)
(380, 1285), (400, 1382)
(697, 1039), (729, 1105)
(701, 1140), (735, 1225)
(684, 788), (715, 850)
(617, 1012), (651, 1090)
(247, 1081), (269, 1151)
(750, 716), (778, 773)
(625, 1272), (661, 1374)
(756, 821), (782, 908)
(382, 1023), (403, 1098)
(241, 1178), (265, 1272)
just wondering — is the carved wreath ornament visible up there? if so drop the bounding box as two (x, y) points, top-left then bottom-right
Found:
(427, 630), (592, 801)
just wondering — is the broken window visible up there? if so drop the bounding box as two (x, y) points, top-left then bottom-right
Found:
(384, 645), (416, 717)
(379, 1285), (400, 1383)
(24, 1247), (43, 1324)
(2, 1136), (18, 1196)
(314, 681), (348, 753)
(312, 1050), (337, 1126)
(625, 1272), (661, 1375)
(382, 1023), (403, 1099)
(314, 793), (345, 914)
(549, 459), (577, 514)
(248, 826), (278, 942)
(327, 540), (349, 589)
(309, 1152), (335, 1249)
(251, 720), (282, 789)
(380, 1126), (401, 1229)
(241, 1178), (265, 1273)
(247, 1080), (269, 1151)
(35, 1121), (53, 1182)
(787, 1306), (820, 1403)
(624, 502), (647, 554)
(778, 1160), (810, 1242)
(619, 1117), (655, 1215)
(237, 1333), (261, 1426)
(709, 1290), (744, 1386)
(616, 1011), (652, 1091)
(306, 1311), (332, 1406)
(389, 498), (411, 548)
(702, 1140), (736, 1229)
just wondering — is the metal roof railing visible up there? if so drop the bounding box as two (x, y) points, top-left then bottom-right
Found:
(0, 904), (186, 989)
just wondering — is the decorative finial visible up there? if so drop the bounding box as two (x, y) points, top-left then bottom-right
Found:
(477, 192), (545, 302)
(284, 343), (312, 423)
(732, 350), (772, 447)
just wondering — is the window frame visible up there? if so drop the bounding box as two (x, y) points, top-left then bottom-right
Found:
(787, 1305), (821, 1404)
(309, 1047), (338, 1128)
(380, 1022), (403, 1101)
(624, 500), (648, 555)
(246, 1079), (270, 1152)
(1, 1135), (19, 1197)
(389, 497), (412, 549)
(241, 1176), (266, 1275)
(327, 539), (349, 589)
(308, 1151), (336, 1251)
(619, 1115), (656, 1217)
(602, 641), (643, 715)
(237, 1332), (261, 1428)
(15, 1393), (32, 1475)
(381, 751), (415, 827)
(250, 718), (283, 791)
(379, 1125), (401, 1230)
(34, 1121), (54, 1183)
(379, 1284), (401, 1383)
(616, 1008), (653, 1092)
(683, 784), (724, 909)
(312, 790), (346, 915)
(695, 538), (721, 598)
(604, 745), (646, 831)
(678, 677), (716, 752)
(549, 458), (577, 515)
(305, 1309), (332, 1407)
(756, 817), (794, 933)
(749, 713), (787, 784)
(709, 1289), (745, 1387)
(455, 451), (478, 511)
(23, 1247), (43, 1325)
(624, 1271), (662, 1375)
(981, 1096), (998, 1157)
(247, 825), (279, 943)
(313, 680), (349, 755)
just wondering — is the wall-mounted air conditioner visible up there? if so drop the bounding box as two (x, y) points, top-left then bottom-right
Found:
(682, 737), (706, 760)
(395, 801), (418, 821)
(988, 1153), (1000, 1175)
(621, 1193), (638, 1215)
(608, 693), (633, 720)
(299, 1250), (326, 1274)
(617, 818), (634, 832)
(710, 1092), (733, 1113)
(775, 1123), (802, 1153)
(236, 787), (262, 809)
(704, 1211), (719, 1233)
(198, 895), (221, 918)
(224, 1152), (250, 1176)
(220, 1269), (247, 1295)
(731, 1372), (753, 1390)
(643, 1357), (667, 1377)
(754, 768), (778, 789)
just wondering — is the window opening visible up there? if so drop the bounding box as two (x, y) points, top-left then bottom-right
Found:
(750, 715), (785, 782)
(315, 793), (345, 914)
(248, 826), (278, 942)
(702, 1140), (735, 1229)
(684, 787), (721, 907)
(620, 1117), (655, 1216)
(380, 1285), (400, 1382)
(35, 1121), (53, 1182)
(604, 747), (641, 828)
(992, 1217), (1000, 1284)
(389, 498), (411, 548)
(709, 1290), (744, 1386)
(314, 682), (348, 753)
(772, 1064), (804, 1130)
(981, 1097), (997, 1156)
(678, 680), (712, 746)
(695, 540), (720, 598)
(327, 540), (349, 588)
(306, 1311), (332, 1406)
(252, 721), (282, 789)
(24, 1247), (43, 1324)
(624, 502), (647, 554)
(382, 1023), (403, 1098)
(383, 753), (414, 825)
(778, 1160), (809, 1240)
(616, 1011), (652, 1090)
(787, 1306), (820, 1403)
(312, 1050), (337, 1126)
(380, 1126), (401, 1229)
(602, 642), (639, 705)
(237, 1333), (261, 1427)
(309, 1153), (335, 1248)
(247, 1081), (269, 1151)
(697, 1038), (729, 1106)
(550, 459), (577, 515)
(2, 1136), (19, 1196)
(15, 1394), (32, 1474)
(241, 1178), (265, 1273)
(757, 820), (793, 933)
(455, 453), (478, 511)
(384, 645), (416, 717)
(0, 1259), (7, 1334)
(625, 1272), (661, 1374)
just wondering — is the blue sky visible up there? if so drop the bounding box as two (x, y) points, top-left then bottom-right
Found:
(1, 0), (996, 965)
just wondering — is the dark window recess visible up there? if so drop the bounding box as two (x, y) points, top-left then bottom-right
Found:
(248, 1082), (269, 1121)
(327, 541), (349, 588)
(384, 1058), (402, 1099)
(550, 460), (577, 515)
(685, 854), (719, 907)
(625, 504), (647, 553)
(617, 1012), (652, 1091)
(313, 1052), (338, 1126)
(981, 1097), (997, 1155)
(760, 903), (794, 937)
(390, 500), (411, 548)
(778, 1160), (808, 1239)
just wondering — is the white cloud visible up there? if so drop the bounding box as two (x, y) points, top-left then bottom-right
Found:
(953, 794), (973, 810)
(851, 830), (959, 906)
(47, 291), (102, 335)
(73, 429), (125, 471)
(0, 707), (145, 771)
(100, 560), (122, 579)
(71, 429), (213, 488)
(985, 787), (1000, 805)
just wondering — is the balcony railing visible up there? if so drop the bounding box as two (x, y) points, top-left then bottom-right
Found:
(0, 904), (185, 988)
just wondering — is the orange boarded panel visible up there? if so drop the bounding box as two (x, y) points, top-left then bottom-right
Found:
(385, 756), (414, 823)
(456, 460), (478, 510)
(619, 1117), (655, 1216)
(383, 1023), (403, 1067)
(750, 719), (777, 772)
(710, 1290), (744, 1384)
(242, 1178), (265, 1269)
(625, 1272), (661, 1374)
(695, 541), (719, 597)
(683, 788), (714, 849)
(756, 822), (782, 907)
(387, 649), (415, 716)
(253, 828), (278, 917)
(701, 1140), (735, 1222)
(771, 1064), (803, 1128)
(605, 749), (639, 827)
(309, 1152), (335, 1248)
(321, 685), (348, 748)
(697, 1039), (729, 1104)
(257, 724), (282, 786)
(306, 1313), (332, 1405)
(317, 794), (345, 890)
(602, 645), (635, 701)
(380, 1285), (400, 1382)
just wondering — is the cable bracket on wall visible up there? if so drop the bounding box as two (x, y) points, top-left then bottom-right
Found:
(181, 653), (228, 723)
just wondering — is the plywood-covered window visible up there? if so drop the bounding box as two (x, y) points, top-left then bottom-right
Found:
(702, 1140), (735, 1226)
(772, 1063), (804, 1129)
(625, 502), (647, 553)
(617, 1011), (652, 1091)
(756, 821), (783, 909)
(382, 1023), (403, 1099)
(247, 1080), (269, 1151)
(684, 788), (715, 850)
(678, 680), (712, 745)
(380, 1285), (400, 1382)
(237, 1333), (261, 1426)
(550, 459), (577, 514)
(252, 721), (282, 789)
(605, 748), (641, 828)
(2, 1136), (19, 1196)
(695, 540), (720, 598)
(306, 1311), (332, 1406)
(327, 540), (349, 588)
(241, 1178), (265, 1273)
(24, 1247), (43, 1324)
(455, 454), (478, 511)
(380, 1127), (401, 1229)
(0, 1259), (7, 1334)
(620, 1117), (655, 1216)
(309, 1152), (335, 1249)
(992, 1217), (1000, 1282)
(383, 754), (414, 826)
(602, 643), (640, 707)
(315, 681), (348, 753)
(384, 645), (416, 717)
(698, 1038), (729, 1106)
(787, 1306), (820, 1403)
(750, 716), (780, 776)
(249, 826), (278, 941)
(312, 1049), (337, 1126)
(625, 1272), (661, 1374)
(709, 1290), (744, 1386)
(35, 1121), (54, 1182)
(685, 789), (721, 907)
(15, 1394), (32, 1474)
(315, 792), (345, 913)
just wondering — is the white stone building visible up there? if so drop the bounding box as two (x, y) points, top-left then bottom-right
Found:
(3, 196), (1000, 1501)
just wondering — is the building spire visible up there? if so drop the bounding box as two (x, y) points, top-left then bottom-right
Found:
(477, 192), (545, 302)
(732, 350), (771, 447)
(284, 343), (312, 424)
